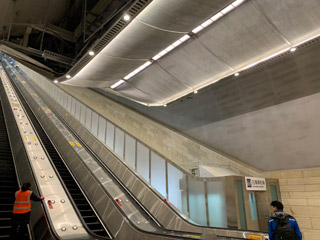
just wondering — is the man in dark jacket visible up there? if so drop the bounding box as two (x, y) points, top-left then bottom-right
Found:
(268, 201), (302, 240)
(10, 182), (44, 239)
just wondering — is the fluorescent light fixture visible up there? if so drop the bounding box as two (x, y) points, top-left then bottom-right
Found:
(143, 61), (152, 67)
(132, 68), (141, 75)
(54, 80), (59, 84)
(179, 35), (190, 42)
(165, 45), (174, 52)
(137, 65), (146, 71)
(172, 40), (183, 47)
(123, 14), (131, 21)
(232, 0), (244, 7)
(124, 72), (135, 80)
(242, 47), (290, 71)
(234, 72), (240, 76)
(192, 26), (204, 34)
(290, 47), (297, 52)
(89, 51), (95, 56)
(211, 12), (223, 22)
(110, 80), (125, 89)
(221, 5), (234, 14)
(152, 54), (161, 60)
(158, 49), (168, 56)
(201, 19), (213, 28)
(66, 75), (71, 79)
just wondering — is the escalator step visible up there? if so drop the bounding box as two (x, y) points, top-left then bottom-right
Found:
(0, 219), (10, 227)
(91, 229), (107, 236)
(0, 212), (11, 219)
(86, 222), (104, 230)
(82, 216), (99, 223)
(0, 235), (10, 239)
(76, 204), (91, 211)
(0, 226), (11, 236)
(79, 210), (94, 216)
(0, 205), (12, 211)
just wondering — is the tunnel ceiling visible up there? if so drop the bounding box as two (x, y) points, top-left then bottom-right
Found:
(63, 0), (320, 106)
(1, 0), (320, 107)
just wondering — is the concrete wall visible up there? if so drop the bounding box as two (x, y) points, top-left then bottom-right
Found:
(58, 83), (262, 176)
(186, 92), (320, 171)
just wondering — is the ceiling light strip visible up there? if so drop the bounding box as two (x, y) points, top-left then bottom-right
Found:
(118, 0), (246, 84)
(110, 80), (125, 89)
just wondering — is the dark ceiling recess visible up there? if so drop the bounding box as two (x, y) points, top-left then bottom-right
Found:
(0, 0), (136, 76)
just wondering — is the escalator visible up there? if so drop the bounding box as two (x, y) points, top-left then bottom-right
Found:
(0, 101), (19, 239)
(7, 76), (110, 239)
(3, 58), (271, 240)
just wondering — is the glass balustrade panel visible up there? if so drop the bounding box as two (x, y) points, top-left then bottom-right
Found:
(136, 142), (149, 181)
(85, 107), (92, 130)
(167, 163), (188, 217)
(80, 104), (86, 124)
(124, 134), (136, 169)
(91, 111), (99, 137)
(75, 100), (81, 120)
(150, 151), (166, 197)
(106, 121), (115, 150)
(189, 177), (207, 226)
(207, 181), (227, 228)
(115, 128), (124, 159)
(98, 116), (106, 143)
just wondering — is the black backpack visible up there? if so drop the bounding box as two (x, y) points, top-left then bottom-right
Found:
(274, 215), (298, 240)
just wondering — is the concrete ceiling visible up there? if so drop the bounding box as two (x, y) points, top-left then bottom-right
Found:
(94, 38), (320, 171)
(64, 0), (320, 106)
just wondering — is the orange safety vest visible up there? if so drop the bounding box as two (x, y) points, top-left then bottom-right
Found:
(13, 190), (32, 214)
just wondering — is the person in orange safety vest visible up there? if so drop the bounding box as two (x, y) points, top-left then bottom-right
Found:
(10, 182), (44, 239)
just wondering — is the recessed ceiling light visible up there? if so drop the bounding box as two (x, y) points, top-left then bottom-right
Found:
(194, 90), (198, 94)
(89, 51), (95, 56)
(163, 104), (167, 107)
(123, 14), (131, 21)
(54, 80), (59, 84)
(66, 75), (71, 79)
(290, 47), (297, 52)
(234, 72), (240, 76)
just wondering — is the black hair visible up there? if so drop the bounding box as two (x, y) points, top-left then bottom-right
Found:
(270, 200), (283, 210)
(21, 182), (31, 192)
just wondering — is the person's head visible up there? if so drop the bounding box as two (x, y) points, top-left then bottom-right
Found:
(21, 182), (31, 192)
(270, 200), (283, 212)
